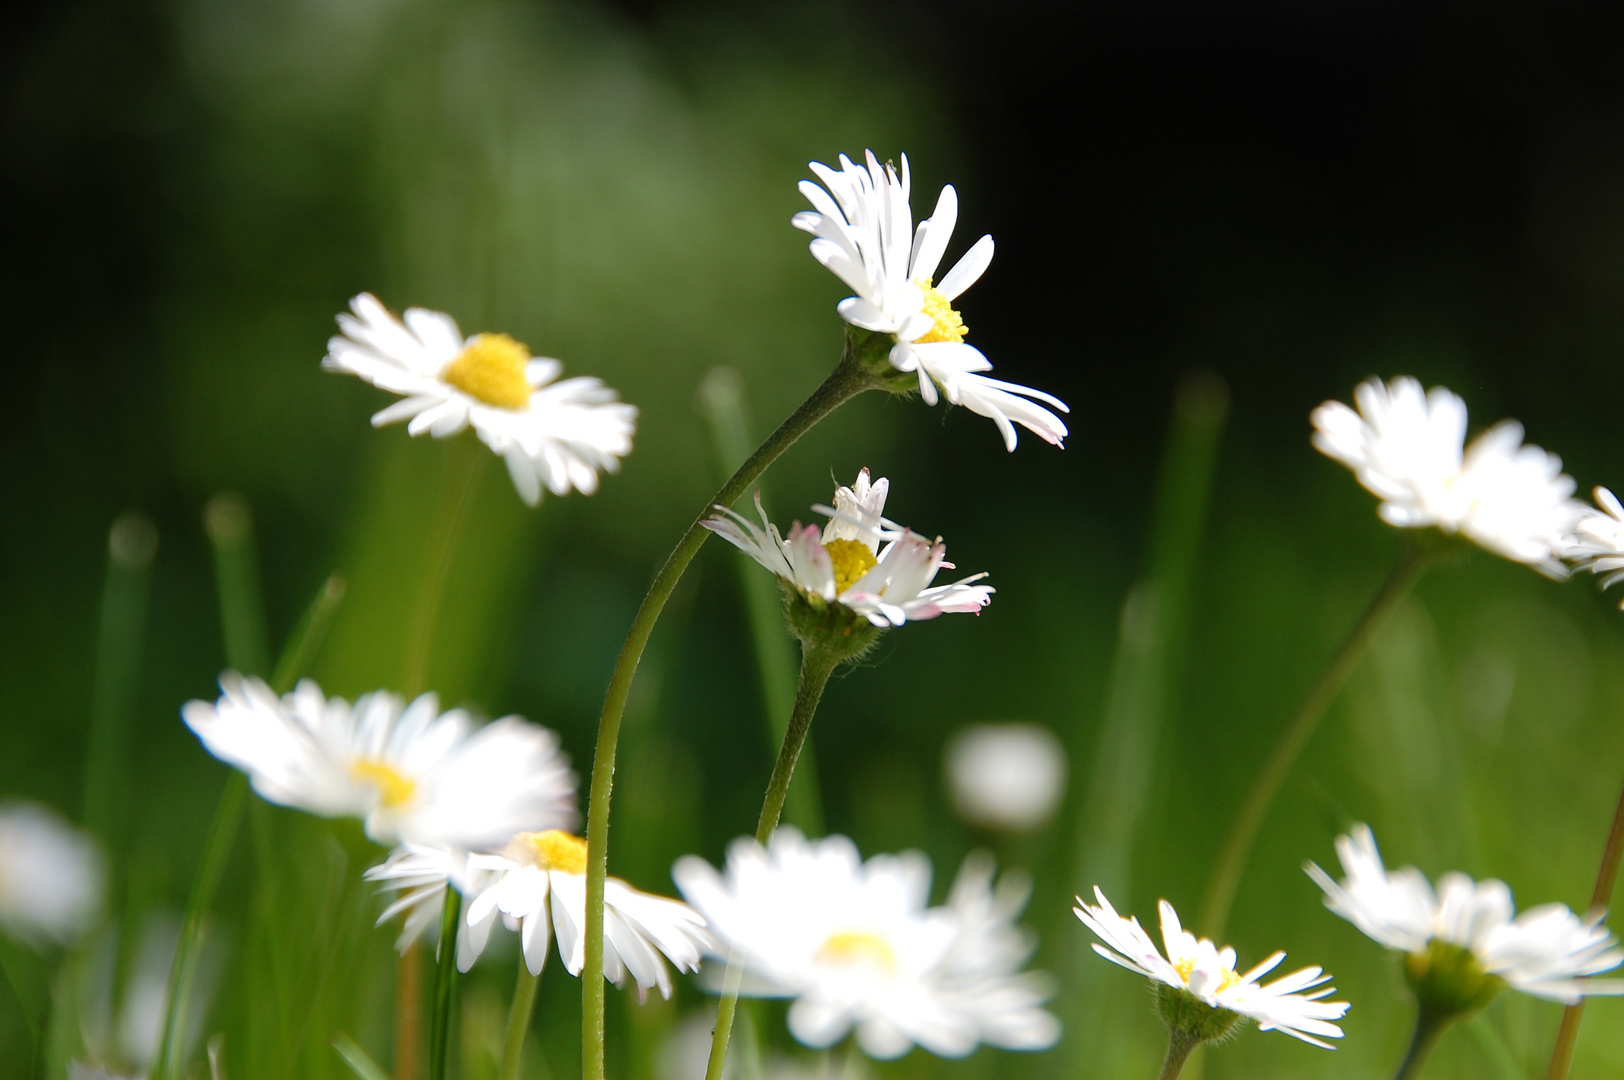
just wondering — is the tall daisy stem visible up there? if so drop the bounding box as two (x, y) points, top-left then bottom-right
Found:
(1542, 770), (1624, 1080)
(152, 572), (346, 1080)
(1198, 542), (1427, 936)
(582, 332), (893, 1080)
(429, 889), (462, 1080)
(1157, 1029), (1203, 1080)
(499, 963), (542, 1080)
(704, 640), (843, 1080)
(1392, 1002), (1453, 1080)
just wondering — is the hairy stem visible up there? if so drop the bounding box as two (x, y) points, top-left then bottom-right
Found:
(500, 963), (542, 1080)
(1393, 1002), (1452, 1080)
(1157, 1028), (1202, 1080)
(581, 338), (887, 1080)
(704, 643), (842, 1080)
(1543, 770), (1624, 1080)
(428, 889), (462, 1080)
(1199, 543), (1426, 936)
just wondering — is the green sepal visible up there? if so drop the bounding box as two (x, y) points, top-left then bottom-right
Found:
(781, 583), (884, 662)
(1154, 982), (1246, 1046)
(1404, 940), (1506, 1022)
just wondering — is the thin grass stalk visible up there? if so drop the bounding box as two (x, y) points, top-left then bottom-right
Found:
(428, 889), (462, 1080)
(204, 494), (271, 676)
(499, 963), (542, 1080)
(703, 642), (842, 1080)
(152, 570), (346, 1080)
(582, 339), (888, 1080)
(82, 511), (158, 846)
(1198, 542), (1427, 937)
(1543, 771), (1624, 1080)
(697, 367), (821, 832)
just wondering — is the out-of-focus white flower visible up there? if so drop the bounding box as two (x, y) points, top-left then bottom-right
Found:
(1563, 486), (1624, 601)
(1075, 888), (1348, 1049)
(0, 801), (104, 946)
(1311, 376), (1582, 576)
(78, 914), (222, 1079)
(673, 829), (1058, 1060)
(1306, 824), (1624, 1004)
(704, 469), (992, 629)
(945, 724), (1067, 832)
(795, 151), (1068, 452)
(367, 831), (708, 1000)
(323, 293), (637, 506)
(182, 673), (575, 851)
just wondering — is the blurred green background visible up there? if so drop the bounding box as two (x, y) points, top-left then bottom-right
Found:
(5, 1), (1624, 1078)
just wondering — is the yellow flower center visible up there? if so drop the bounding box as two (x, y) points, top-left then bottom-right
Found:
(815, 931), (896, 972)
(350, 760), (418, 809)
(439, 332), (534, 409)
(1174, 957), (1242, 994)
(824, 538), (878, 594)
(914, 279), (967, 344)
(511, 829), (589, 874)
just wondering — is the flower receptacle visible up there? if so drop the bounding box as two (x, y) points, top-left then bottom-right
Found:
(1154, 982), (1245, 1046)
(1404, 939), (1506, 1022)
(782, 584), (884, 663)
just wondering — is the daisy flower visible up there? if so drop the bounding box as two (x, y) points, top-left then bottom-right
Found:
(0, 802), (105, 946)
(795, 151), (1069, 452)
(703, 468), (992, 630)
(1074, 888), (1348, 1050)
(673, 829), (1059, 1060)
(1311, 376), (1583, 576)
(1306, 823), (1624, 1005)
(367, 831), (709, 1000)
(945, 723), (1068, 833)
(181, 673), (575, 851)
(323, 293), (637, 506)
(1563, 486), (1624, 600)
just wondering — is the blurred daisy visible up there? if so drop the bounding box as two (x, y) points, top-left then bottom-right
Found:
(1074, 888), (1348, 1049)
(324, 293), (637, 506)
(795, 151), (1068, 451)
(1306, 823), (1624, 1005)
(1311, 376), (1582, 576)
(704, 469), (992, 629)
(673, 829), (1058, 1060)
(1563, 486), (1624, 600)
(182, 673), (575, 851)
(368, 831), (708, 1000)
(945, 723), (1068, 832)
(0, 801), (104, 946)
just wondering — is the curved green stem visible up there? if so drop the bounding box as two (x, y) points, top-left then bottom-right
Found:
(581, 336), (889, 1080)
(1198, 543), (1426, 936)
(1544, 769), (1624, 1080)
(704, 641), (842, 1080)
(500, 962), (541, 1080)
(1393, 1002), (1454, 1080)
(429, 889), (462, 1080)
(1157, 1028), (1202, 1080)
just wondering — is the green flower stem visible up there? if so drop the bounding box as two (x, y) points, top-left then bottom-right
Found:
(1198, 542), (1427, 936)
(499, 962), (542, 1080)
(1158, 1028), (1203, 1080)
(82, 511), (158, 846)
(152, 572), (346, 1080)
(704, 640), (844, 1080)
(1543, 769), (1624, 1080)
(1392, 1001), (1454, 1080)
(429, 888), (462, 1080)
(582, 334), (893, 1080)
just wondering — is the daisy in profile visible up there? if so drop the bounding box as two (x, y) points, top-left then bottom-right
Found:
(0, 802), (105, 946)
(1311, 376), (1583, 576)
(323, 293), (637, 506)
(795, 151), (1068, 452)
(1307, 825), (1622, 1053)
(1563, 485), (1624, 599)
(673, 828), (1059, 1060)
(182, 673), (575, 851)
(704, 469), (992, 632)
(1074, 888), (1346, 1077)
(367, 831), (709, 1000)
